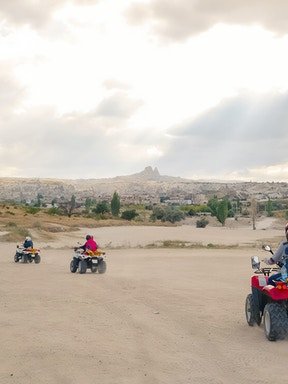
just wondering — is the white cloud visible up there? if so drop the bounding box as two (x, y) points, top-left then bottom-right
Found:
(1, 0), (288, 181)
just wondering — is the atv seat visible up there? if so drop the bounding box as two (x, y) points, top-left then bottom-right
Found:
(84, 250), (105, 256)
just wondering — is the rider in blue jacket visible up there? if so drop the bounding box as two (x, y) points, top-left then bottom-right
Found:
(23, 236), (33, 249)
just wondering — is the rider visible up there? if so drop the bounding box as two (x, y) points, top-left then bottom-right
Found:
(79, 235), (98, 252)
(23, 236), (33, 249)
(264, 223), (288, 285)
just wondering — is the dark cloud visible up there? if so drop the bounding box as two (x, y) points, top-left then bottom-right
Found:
(0, 0), (100, 29)
(173, 93), (288, 141)
(157, 92), (288, 177)
(0, 94), (143, 178)
(126, 0), (288, 40)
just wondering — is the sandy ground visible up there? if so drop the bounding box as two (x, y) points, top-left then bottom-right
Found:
(1, 219), (288, 384)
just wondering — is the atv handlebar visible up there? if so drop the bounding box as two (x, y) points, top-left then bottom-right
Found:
(254, 266), (280, 277)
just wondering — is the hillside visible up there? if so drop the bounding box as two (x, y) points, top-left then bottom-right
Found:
(0, 166), (288, 204)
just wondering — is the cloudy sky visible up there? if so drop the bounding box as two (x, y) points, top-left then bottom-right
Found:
(1, 0), (288, 181)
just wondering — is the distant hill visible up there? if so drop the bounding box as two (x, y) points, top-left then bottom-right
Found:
(0, 167), (288, 204)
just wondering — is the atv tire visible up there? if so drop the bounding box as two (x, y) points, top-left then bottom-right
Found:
(263, 303), (288, 341)
(98, 260), (107, 274)
(245, 294), (261, 326)
(91, 264), (97, 273)
(34, 254), (41, 264)
(22, 254), (28, 263)
(70, 259), (78, 273)
(14, 254), (19, 263)
(79, 260), (87, 274)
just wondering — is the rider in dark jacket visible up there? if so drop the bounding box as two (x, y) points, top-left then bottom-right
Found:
(23, 236), (33, 249)
(265, 223), (288, 285)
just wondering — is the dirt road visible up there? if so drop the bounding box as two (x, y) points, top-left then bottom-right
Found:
(1, 242), (288, 384)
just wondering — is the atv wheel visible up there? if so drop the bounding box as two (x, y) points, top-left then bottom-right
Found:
(78, 260), (87, 274)
(14, 254), (19, 263)
(70, 259), (78, 273)
(22, 254), (28, 263)
(34, 254), (41, 264)
(245, 294), (261, 326)
(98, 260), (107, 274)
(91, 264), (97, 273)
(263, 303), (288, 341)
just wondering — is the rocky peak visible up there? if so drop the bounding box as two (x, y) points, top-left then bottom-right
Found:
(133, 166), (161, 180)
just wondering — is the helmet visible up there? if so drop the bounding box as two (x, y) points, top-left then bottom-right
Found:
(25, 236), (31, 241)
(86, 235), (91, 240)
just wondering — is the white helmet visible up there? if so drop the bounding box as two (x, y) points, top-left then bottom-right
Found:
(25, 236), (31, 241)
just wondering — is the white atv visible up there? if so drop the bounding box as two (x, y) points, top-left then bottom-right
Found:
(14, 245), (41, 264)
(70, 247), (106, 274)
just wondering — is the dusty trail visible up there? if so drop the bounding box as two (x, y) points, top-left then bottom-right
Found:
(1, 241), (288, 384)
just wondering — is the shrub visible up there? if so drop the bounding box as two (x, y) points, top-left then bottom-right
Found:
(162, 208), (185, 223)
(5, 221), (17, 227)
(121, 209), (139, 221)
(25, 206), (40, 215)
(150, 206), (184, 223)
(93, 201), (110, 214)
(47, 207), (61, 215)
(196, 218), (209, 228)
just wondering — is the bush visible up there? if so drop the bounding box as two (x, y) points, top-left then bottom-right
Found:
(25, 206), (40, 215)
(150, 206), (166, 221)
(162, 208), (185, 223)
(150, 206), (185, 223)
(5, 221), (17, 228)
(47, 207), (61, 215)
(121, 209), (139, 221)
(196, 218), (209, 228)
(93, 201), (110, 214)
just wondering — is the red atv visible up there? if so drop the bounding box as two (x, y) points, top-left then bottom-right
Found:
(245, 245), (288, 341)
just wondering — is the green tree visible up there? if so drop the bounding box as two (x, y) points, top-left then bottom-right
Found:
(217, 199), (228, 226)
(111, 192), (121, 216)
(207, 196), (219, 216)
(93, 201), (110, 214)
(35, 193), (43, 207)
(84, 197), (94, 213)
(266, 198), (273, 217)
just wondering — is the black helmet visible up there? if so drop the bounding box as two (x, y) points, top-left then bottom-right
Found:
(86, 235), (91, 240)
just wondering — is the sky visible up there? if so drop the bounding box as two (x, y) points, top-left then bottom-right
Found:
(1, 0), (288, 182)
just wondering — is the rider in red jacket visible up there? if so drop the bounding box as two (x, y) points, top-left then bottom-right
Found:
(80, 235), (98, 252)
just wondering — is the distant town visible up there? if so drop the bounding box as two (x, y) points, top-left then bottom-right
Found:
(0, 167), (288, 208)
